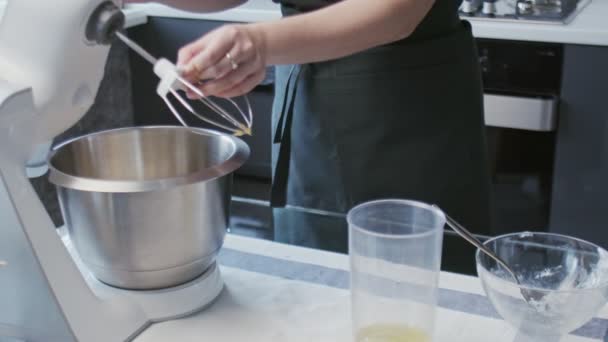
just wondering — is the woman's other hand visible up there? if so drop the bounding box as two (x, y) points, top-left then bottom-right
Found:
(177, 24), (267, 98)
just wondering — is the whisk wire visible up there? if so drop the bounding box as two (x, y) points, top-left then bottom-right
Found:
(115, 32), (253, 136)
(168, 88), (242, 134)
(177, 75), (252, 135)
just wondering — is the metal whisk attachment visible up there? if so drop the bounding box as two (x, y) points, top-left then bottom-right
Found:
(116, 32), (253, 136)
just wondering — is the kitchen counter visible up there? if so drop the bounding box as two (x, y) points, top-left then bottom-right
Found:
(466, 1), (608, 46)
(135, 233), (608, 341)
(122, 0), (608, 46)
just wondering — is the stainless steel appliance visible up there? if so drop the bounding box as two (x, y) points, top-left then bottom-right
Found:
(460, 0), (591, 24)
(49, 126), (249, 290)
(478, 39), (563, 233)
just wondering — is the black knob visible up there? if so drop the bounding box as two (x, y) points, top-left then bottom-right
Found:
(461, 0), (481, 14)
(482, 0), (497, 15)
(517, 0), (534, 14)
(86, 1), (125, 45)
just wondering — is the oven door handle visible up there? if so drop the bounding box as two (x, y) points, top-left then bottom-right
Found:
(484, 93), (558, 132)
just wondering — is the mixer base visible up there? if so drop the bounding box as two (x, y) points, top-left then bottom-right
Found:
(59, 228), (224, 329)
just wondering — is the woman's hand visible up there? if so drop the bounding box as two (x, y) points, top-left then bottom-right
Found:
(177, 24), (267, 98)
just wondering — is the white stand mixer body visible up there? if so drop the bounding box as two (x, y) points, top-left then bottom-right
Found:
(0, 1), (223, 341)
(0, 1), (151, 341)
(0, 0), (111, 153)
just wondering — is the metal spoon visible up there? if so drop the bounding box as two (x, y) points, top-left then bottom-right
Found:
(432, 205), (543, 304)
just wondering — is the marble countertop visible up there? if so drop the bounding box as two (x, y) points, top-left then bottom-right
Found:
(135, 233), (608, 341)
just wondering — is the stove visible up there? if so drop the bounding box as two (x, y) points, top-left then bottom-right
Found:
(459, 0), (592, 24)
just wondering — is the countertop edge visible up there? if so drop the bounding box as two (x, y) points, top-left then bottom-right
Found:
(470, 21), (608, 46)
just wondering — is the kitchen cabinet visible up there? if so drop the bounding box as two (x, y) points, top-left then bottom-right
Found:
(549, 44), (608, 246)
(477, 41), (608, 247)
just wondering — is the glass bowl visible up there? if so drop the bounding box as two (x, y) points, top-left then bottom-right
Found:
(476, 232), (608, 341)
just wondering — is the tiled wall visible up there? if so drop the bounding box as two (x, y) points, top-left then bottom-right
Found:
(30, 40), (134, 226)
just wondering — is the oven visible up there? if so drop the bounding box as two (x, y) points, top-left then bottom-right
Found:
(477, 38), (563, 234)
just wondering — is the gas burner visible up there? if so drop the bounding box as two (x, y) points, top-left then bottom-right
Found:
(459, 0), (592, 24)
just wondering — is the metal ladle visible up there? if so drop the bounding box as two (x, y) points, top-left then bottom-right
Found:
(433, 205), (544, 304)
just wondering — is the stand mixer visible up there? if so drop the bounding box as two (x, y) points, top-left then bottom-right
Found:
(0, 1), (225, 341)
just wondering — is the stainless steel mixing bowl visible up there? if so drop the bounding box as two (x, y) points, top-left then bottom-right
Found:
(48, 126), (249, 290)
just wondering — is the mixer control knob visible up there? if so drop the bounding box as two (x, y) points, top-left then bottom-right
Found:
(85, 1), (125, 45)
(482, 0), (497, 15)
(461, 0), (481, 14)
(517, 0), (534, 14)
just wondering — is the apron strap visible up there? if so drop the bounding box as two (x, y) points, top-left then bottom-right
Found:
(273, 65), (297, 144)
(271, 65), (303, 207)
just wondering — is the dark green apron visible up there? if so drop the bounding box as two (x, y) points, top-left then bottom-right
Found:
(270, 0), (493, 257)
